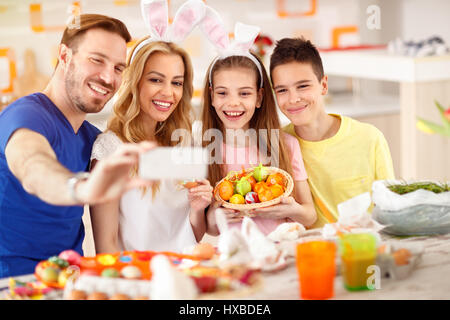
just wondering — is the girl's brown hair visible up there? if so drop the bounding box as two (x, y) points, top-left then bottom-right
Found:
(201, 53), (294, 187)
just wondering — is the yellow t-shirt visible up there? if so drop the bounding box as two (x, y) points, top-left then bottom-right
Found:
(283, 114), (395, 228)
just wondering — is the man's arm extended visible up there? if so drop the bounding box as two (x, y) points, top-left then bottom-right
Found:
(5, 128), (155, 206)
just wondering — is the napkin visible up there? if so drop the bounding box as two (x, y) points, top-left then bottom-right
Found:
(322, 192), (384, 240)
(241, 217), (285, 270)
(267, 222), (306, 242)
(149, 255), (198, 300)
(215, 210), (286, 271)
(215, 209), (252, 266)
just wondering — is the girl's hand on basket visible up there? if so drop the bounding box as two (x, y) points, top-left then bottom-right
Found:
(223, 208), (247, 224)
(249, 196), (300, 219)
(188, 179), (213, 213)
(205, 202), (243, 235)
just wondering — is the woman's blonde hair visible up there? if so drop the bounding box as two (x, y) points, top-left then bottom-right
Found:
(201, 54), (294, 187)
(108, 38), (194, 196)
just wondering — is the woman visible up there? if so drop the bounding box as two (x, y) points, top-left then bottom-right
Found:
(90, 38), (213, 254)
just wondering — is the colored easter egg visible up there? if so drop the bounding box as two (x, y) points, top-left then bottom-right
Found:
(258, 188), (273, 202)
(101, 268), (120, 278)
(253, 164), (269, 182)
(266, 173), (284, 186)
(235, 178), (252, 196)
(87, 292), (108, 300)
(120, 265), (142, 279)
(229, 194), (245, 204)
(68, 290), (87, 300)
(269, 184), (284, 198)
(40, 266), (60, 283)
(48, 256), (69, 269)
(218, 180), (234, 201)
(58, 250), (82, 266)
(193, 243), (215, 260)
(245, 192), (260, 204)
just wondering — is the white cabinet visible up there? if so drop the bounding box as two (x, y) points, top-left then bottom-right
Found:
(320, 49), (450, 180)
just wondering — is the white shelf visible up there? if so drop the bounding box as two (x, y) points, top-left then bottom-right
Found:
(277, 93), (399, 127)
(321, 49), (450, 82)
(325, 93), (400, 118)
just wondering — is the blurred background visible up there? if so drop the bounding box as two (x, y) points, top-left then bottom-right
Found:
(0, 0), (449, 181)
(1, 0), (449, 255)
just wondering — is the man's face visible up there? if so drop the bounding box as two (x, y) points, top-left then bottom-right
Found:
(64, 28), (127, 114)
(272, 61), (327, 127)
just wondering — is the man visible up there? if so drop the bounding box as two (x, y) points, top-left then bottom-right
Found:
(270, 37), (395, 228)
(0, 14), (153, 277)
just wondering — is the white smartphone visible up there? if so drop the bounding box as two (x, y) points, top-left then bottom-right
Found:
(139, 147), (208, 180)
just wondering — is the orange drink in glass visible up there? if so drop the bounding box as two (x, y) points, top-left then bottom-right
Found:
(296, 240), (336, 300)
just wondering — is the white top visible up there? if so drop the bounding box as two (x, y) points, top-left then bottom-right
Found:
(91, 131), (197, 253)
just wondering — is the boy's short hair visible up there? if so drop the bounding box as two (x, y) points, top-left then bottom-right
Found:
(270, 37), (324, 82)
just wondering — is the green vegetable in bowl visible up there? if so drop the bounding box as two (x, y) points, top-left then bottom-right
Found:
(387, 182), (450, 195)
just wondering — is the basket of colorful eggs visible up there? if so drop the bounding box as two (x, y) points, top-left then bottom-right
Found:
(214, 164), (294, 211)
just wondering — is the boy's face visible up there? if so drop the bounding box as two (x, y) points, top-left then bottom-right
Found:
(272, 61), (327, 127)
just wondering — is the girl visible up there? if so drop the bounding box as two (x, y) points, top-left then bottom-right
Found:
(89, 37), (213, 253)
(202, 52), (317, 235)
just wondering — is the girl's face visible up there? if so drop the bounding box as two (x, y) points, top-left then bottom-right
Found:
(138, 51), (185, 126)
(211, 67), (263, 131)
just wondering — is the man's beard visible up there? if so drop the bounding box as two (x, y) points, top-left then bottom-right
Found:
(65, 62), (112, 114)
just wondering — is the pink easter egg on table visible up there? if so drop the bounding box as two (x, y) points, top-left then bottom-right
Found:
(59, 250), (82, 266)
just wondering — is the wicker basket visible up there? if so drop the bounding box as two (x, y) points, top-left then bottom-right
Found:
(214, 166), (294, 213)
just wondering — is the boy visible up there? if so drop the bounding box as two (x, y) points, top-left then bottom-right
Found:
(269, 37), (394, 228)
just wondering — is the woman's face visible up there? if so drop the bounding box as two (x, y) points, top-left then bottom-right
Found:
(138, 51), (185, 126)
(211, 67), (263, 131)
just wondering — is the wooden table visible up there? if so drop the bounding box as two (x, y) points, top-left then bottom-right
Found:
(243, 233), (450, 300)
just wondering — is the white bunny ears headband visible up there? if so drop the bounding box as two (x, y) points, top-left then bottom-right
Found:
(130, 0), (206, 63)
(131, 0), (263, 88)
(199, 7), (263, 88)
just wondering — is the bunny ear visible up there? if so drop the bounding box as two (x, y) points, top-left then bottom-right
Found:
(169, 0), (206, 43)
(141, 0), (169, 39)
(231, 22), (260, 54)
(199, 6), (230, 51)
